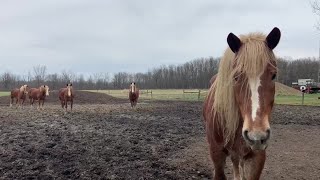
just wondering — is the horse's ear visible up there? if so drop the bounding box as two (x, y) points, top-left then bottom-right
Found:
(227, 33), (242, 53)
(266, 27), (281, 50)
(66, 83), (68, 86)
(70, 83), (72, 86)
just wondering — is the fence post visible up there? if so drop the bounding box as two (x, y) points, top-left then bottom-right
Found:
(183, 90), (185, 99)
(198, 90), (201, 101)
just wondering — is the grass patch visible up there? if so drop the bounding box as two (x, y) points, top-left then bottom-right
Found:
(86, 89), (320, 106)
(0, 91), (9, 97)
(275, 93), (320, 106)
(85, 89), (208, 101)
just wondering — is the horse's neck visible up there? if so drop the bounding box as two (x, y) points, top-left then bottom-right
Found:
(40, 89), (46, 96)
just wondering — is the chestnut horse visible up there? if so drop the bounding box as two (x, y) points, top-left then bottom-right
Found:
(10, 85), (29, 108)
(203, 27), (281, 180)
(59, 83), (74, 111)
(129, 82), (139, 108)
(29, 85), (50, 110)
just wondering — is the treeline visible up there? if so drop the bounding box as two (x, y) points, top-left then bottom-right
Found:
(0, 57), (319, 90)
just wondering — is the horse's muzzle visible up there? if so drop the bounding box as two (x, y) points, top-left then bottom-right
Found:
(242, 129), (271, 150)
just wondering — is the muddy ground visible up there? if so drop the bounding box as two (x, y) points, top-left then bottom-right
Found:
(0, 91), (319, 179)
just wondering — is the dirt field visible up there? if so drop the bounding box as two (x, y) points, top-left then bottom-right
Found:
(0, 91), (319, 179)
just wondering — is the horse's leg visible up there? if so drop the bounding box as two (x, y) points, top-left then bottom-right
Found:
(37, 99), (41, 110)
(240, 151), (266, 180)
(22, 98), (25, 109)
(61, 100), (64, 109)
(70, 100), (73, 112)
(15, 98), (19, 108)
(10, 98), (13, 107)
(231, 153), (240, 180)
(42, 100), (44, 110)
(209, 145), (227, 180)
(65, 101), (68, 112)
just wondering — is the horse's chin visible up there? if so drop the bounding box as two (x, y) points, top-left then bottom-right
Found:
(248, 143), (268, 151)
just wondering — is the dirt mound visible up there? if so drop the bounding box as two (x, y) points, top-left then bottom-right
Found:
(0, 90), (127, 106)
(275, 82), (300, 96)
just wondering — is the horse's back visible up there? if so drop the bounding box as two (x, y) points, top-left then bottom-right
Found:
(10, 89), (19, 98)
(59, 88), (66, 99)
(29, 88), (37, 98)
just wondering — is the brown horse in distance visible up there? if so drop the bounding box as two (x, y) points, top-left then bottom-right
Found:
(10, 85), (29, 108)
(29, 85), (50, 110)
(129, 82), (139, 108)
(59, 83), (74, 111)
(203, 27), (281, 179)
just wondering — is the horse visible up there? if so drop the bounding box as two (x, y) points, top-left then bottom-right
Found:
(29, 85), (50, 110)
(203, 27), (281, 180)
(129, 82), (139, 108)
(10, 85), (29, 108)
(59, 83), (74, 111)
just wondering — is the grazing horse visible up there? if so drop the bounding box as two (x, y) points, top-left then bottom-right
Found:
(10, 85), (29, 108)
(29, 85), (50, 110)
(129, 82), (139, 108)
(59, 83), (74, 111)
(203, 27), (281, 180)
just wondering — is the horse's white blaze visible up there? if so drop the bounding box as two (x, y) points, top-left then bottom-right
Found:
(67, 88), (71, 97)
(249, 75), (261, 121)
(131, 83), (134, 93)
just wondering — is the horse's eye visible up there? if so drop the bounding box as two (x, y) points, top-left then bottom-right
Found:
(272, 74), (277, 80)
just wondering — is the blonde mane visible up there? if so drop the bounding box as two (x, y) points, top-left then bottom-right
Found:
(19, 85), (28, 93)
(211, 32), (277, 145)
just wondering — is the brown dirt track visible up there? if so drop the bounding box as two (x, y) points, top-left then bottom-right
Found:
(0, 91), (319, 179)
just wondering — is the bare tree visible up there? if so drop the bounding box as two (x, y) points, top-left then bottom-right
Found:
(312, 1), (320, 30)
(47, 73), (59, 90)
(61, 70), (75, 83)
(33, 65), (47, 86)
(1, 72), (13, 90)
(93, 73), (104, 91)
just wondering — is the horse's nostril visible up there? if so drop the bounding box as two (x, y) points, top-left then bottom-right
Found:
(243, 130), (254, 144)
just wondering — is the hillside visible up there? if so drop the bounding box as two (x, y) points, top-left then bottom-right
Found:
(275, 82), (300, 96)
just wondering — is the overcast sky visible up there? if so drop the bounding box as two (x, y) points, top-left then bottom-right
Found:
(0, 0), (319, 76)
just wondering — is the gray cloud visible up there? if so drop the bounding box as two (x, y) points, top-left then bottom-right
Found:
(0, 0), (318, 75)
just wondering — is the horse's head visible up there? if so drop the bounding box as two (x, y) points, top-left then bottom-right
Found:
(130, 82), (136, 93)
(66, 83), (72, 97)
(227, 27), (280, 150)
(20, 85), (29, 94)
(41, 85), (50, 96)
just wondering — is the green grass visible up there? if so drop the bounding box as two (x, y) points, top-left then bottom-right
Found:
(86, 89), (320, 106)
(85, 89), (208, 101)
(275, 93), (320, 106)
(0, 91), (9, 97)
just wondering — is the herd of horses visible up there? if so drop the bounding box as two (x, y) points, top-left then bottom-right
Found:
(10, 83), (75, 111)
(9, 82), (140, 110)
(6, 27), (281, 179)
